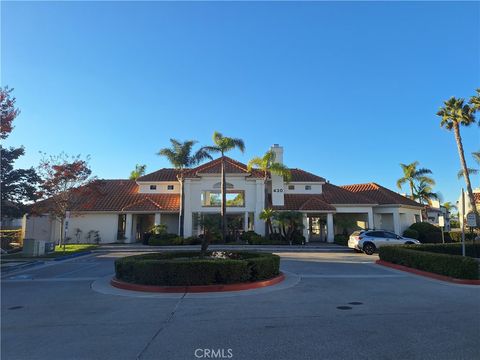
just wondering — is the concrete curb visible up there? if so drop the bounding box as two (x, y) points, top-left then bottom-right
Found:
(376, 260), (480, 285)
(110, 273), (285, 293)
(53, 251), (92, 261)
(91, 270), (301, 299)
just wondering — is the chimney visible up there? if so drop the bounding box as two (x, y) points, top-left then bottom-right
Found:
(270, 144), (283, 164)
(270, 144), (284, 206)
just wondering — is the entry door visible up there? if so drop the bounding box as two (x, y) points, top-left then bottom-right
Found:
(309, 217), (326, 242)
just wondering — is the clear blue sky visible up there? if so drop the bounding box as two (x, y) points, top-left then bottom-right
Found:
(2, 1), (479, 204)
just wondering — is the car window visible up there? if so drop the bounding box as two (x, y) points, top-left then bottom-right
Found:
(366, 231), (385, 238)
(384, 232), (398, 238)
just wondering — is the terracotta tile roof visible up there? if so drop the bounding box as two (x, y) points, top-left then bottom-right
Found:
(322, 183), (376, 204)
(341, 183), (422, 208)
(137, 168), (180, 182)
(289, 169), (326, 182)
(271, 194), (336, 211)
(187, 156), (264, 178)
(31, 180), (180, 213)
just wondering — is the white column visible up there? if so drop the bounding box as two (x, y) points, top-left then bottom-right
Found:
(393, 210), (401, 235)
(125, 214), (134, 243)
(154, 213), (161, 225)
(327, 213), (334, 243)
(183, 179), (193, 237)
(244, 212), (249, 232)
(367, 208), (374, 230)
(302, 214), (309, 242)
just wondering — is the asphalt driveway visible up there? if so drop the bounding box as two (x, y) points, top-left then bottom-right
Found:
(2, 249), (479, 360)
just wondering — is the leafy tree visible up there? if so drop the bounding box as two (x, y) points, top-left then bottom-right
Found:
(129, 164), (147, 180)
(201, 132), (245, 241)
(470, 88), (480, 112)
(413, 179), (439, 205)
(260, 208), (277, 236)
(396, 161), (435, 199)
(158, 139), (211, 237)
(36, 153), (95, 248)
(273, 211), (304, 244)
(0, 87), (40, 218)
(437, 96), (479, 220)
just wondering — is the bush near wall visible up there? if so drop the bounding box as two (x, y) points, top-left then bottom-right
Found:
(379, 246), (480, 280)
(334, 234), (348, 246)
(114, 251), (280, 285)
(402, 229), (419, 240)
(448, 232), (478, 243)
(407, 222), (443, 243)
(404, 243), (480, 258)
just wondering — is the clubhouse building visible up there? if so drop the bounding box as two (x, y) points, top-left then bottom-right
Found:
(23, 145), (423, 244)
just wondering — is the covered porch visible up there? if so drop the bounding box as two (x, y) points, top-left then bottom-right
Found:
(117, 212), (180, 243)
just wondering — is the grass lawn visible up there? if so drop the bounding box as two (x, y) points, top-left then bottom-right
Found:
(2, 244), (98, 260)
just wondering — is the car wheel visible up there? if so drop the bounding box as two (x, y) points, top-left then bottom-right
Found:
(363, 243), (376, 255)
(353, 249), (362, 253)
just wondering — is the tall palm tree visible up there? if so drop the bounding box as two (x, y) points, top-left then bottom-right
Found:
(470, 88), (480, 112)
(413, 179), (439, 205)
(437, 97), (479, 219)
(158, 139), (211, 237)
(442, 201), (457, 214)
(457, 151), (480, 179)
(396, 161), (435, 199)
(129, 164), (147, 180)
(201, 132), (245, 241)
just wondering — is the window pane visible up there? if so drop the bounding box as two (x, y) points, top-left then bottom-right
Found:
(201, 191), (244, 207)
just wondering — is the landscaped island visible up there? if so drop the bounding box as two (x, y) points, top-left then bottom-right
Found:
(114, 251), (280, 286)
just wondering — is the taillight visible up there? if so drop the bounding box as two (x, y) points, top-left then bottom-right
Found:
(357, 236), (363, 240)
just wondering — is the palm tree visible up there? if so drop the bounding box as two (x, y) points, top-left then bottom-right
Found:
(470, 88), (480, 112)
(413, 179), (439, 205)
(158, 139), (211, 237)
(437, 97), (479, 219)
(396, 161), (435, 199)
(129, 164), (147, 180)
(201, 132), (245, 241)
(259, 208), (277, 236)
(457, 151), (480, 179)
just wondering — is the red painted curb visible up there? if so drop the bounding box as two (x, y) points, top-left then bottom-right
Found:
(376, 260), (480, 285)
(111, 272), (286, 293)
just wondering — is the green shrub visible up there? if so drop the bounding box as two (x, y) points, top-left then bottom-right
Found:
(408, 222), (441, 243)
(114, 251), (281, 285)
(402, 228), (419, 240)
(248, 236), (286, 245)
(183, 236), (201, 245)
(241, 231), (261, 243)
(148, 234), (182, 246)
(379, 246), (479, 280)
(404, 243), (480, 258)
(334, 234), (348, 246)
(448, 232), (477, 243)
(291, 231), (305, 245)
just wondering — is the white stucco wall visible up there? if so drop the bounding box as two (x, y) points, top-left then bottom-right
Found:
(65, 213), (119, 244)
(137, 182), (180, 194)
(284, 183), (323, 194)
(23, 215), (61, 243)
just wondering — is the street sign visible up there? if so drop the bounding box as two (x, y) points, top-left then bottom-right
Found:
(466, 212), (477, 227)
(438, 215), (445, 228)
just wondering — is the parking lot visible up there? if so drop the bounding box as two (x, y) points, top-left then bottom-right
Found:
(2, 248), (479, 360)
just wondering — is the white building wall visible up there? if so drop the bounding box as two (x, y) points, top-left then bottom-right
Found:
(284, 183), (323, 194)
(66, 213), (119, 244)
(137, 182), (180, 194)
(23, 215), (61, 243)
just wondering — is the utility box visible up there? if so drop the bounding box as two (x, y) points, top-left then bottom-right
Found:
(44, 242), (55, 254)
(23, 239), (46, 257)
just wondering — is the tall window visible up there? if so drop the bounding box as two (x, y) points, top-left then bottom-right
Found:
(117, 214), (126, 240)
(201, 191), (245, 207)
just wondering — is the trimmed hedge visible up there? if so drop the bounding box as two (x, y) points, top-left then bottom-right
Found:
(403, 243), (480, 258)
(334, 234), (348, 246)
(448, 232), (477, 243)
(114, 251), (280, 286)
(379, 246), (479, 280)
(402, 228), (419, 240)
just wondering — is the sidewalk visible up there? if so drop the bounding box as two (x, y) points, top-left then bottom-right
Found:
(96, 243), (349, 253)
